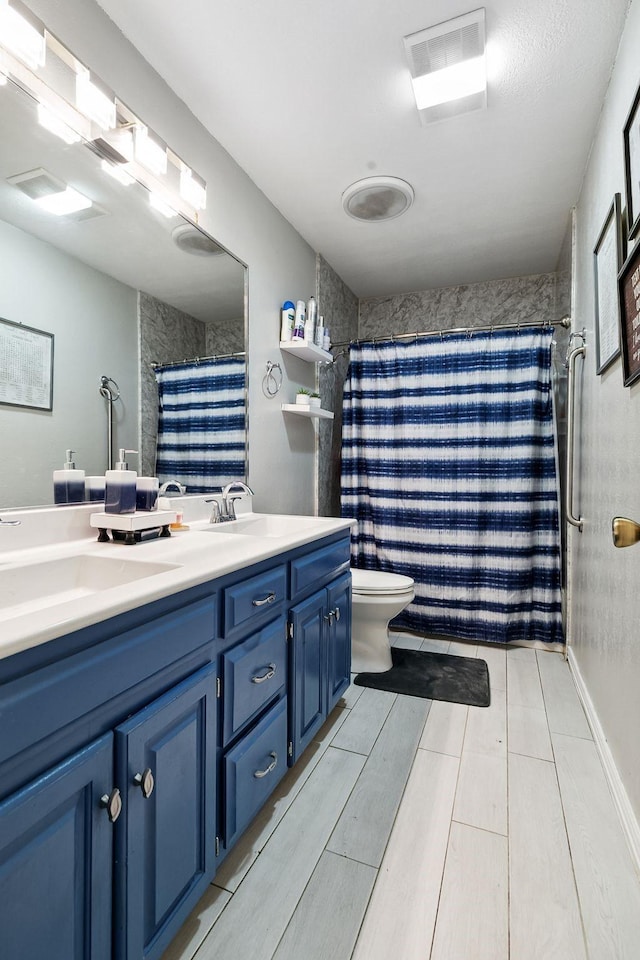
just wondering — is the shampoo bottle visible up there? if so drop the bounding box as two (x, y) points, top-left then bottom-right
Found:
(292, 300), (306, 339)
(53, 450), (85, 504)
(280, 300), (296, 341)
(105, 448), (137, 514)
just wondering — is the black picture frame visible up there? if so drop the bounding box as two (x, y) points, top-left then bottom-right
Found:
(0, 316), (54, 411)
(618, 240), (640, 387)
(594, 193), (624, 374)
(623, 83), (640, 240)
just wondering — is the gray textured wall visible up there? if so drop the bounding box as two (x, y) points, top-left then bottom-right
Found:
(316, 255), (358, 517)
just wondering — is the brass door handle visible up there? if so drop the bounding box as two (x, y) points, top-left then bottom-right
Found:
(612, 517), (640, 548)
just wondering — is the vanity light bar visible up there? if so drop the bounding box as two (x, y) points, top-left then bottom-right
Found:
(134, 125), (168, 176)
(0, 4), (207, 219)
(75, 66), (116, 131)
(0, 0), (45, 71)
(179, 164), (207, 211)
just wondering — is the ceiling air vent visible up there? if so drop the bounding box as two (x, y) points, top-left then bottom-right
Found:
(403, 8), (486, 125)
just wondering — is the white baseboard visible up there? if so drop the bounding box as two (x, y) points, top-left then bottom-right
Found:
(567, 647), (640, 874)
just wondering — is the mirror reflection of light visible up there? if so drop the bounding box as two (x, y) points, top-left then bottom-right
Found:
(101, 159), (135, 186)
(37, 103), (81, 144)
(149, 192), (177, 218)
(35, 186), (92, 215)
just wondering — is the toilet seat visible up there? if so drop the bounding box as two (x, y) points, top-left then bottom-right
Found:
(351, 568), (414, 596)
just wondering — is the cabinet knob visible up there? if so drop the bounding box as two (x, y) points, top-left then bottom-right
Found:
(133, 768), (155, 799)
(323, 610), (334, 622)
(253, 752), (278, 779)
(252, 592), (276, 607)
(251, 663), (276, 684)
(100, 788), (122, 823)
(333, 607), (341, 622)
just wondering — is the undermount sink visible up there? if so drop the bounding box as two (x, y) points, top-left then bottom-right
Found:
(198, 513), (323, 538)
(0, 554), (181, 621)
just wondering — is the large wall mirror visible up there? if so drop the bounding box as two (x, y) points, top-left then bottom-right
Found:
(0, 75), (247, 510)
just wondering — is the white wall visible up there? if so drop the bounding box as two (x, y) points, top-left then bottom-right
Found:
(571, 0), (640, 821)
(0, 219), (138, 507)
(28, 0), (318, 515)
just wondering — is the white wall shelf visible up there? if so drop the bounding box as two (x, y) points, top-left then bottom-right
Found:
(281, 403), (334, 420)
(280, 340), (333, 363)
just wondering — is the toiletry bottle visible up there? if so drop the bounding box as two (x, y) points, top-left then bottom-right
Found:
(305, 296), (317, 342)
(104, 448), (138, 514)
(53, 450), (85, 504)
(280, 300), (296, 341)
(292, 299), (306, 339)
(315, 315), (325, 348)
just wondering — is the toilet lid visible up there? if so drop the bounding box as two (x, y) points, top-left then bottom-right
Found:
(351, 568), (415, 596)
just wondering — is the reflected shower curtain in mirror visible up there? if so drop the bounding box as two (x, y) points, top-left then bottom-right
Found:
(154, 357), (246, 492)
(341, 327), (563, 645)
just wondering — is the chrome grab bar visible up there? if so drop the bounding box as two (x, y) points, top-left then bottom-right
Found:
(566, 331), (586, 531)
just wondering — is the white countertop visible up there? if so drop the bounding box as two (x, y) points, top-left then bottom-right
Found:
(0, 511), (354, 662)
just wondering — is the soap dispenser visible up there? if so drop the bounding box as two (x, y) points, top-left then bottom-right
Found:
(105, 449), (137, 514)
(53, 450), (85, 504)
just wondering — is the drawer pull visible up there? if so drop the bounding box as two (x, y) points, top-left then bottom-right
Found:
(253, 752), (278, 779)
(133, 768), (155, 799)
(100, 788), (122, 823)
(252, 592), (276, 607)
(251, 663), (277, 684)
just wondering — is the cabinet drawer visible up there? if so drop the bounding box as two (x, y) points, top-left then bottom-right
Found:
(222, 617), (287, 746)
(290, 537), (350, 599)
(223, 697), (288, 846)
(222, 565), (286, 637)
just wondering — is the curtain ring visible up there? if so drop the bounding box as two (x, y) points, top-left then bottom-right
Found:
(262, 361), (283, 397)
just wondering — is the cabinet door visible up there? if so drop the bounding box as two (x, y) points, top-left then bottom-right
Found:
(289, 589), (327, 763)
(0, 733), (114, 960)
(327, 572), (352, 712)
(115, 663), (217, 960)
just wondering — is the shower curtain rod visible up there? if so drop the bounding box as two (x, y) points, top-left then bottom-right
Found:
(151, 350), (246, 370)
(329, 316), (571, 351)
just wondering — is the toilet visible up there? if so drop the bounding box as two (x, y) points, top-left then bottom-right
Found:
(350, 568), (415, 673)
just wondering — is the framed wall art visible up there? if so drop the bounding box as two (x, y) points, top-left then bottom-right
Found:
(618, 239), (640, 387)
(594, 193), (624, 374)
(0, 317), (54, 410)
(623, 83), (640, 240)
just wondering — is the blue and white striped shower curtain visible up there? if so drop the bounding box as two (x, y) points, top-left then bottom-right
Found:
(154, 357), (246, 492)
(341, 327), (563, 645)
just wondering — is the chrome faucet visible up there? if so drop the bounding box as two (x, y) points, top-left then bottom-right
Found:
(159, 480), (186, 495)
(207, 481), (254, 523)
(0, 517), (21, 526)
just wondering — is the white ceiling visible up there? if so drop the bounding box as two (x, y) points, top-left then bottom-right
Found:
(95, 0), (630, 298)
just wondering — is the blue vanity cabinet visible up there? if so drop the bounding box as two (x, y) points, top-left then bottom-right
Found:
(0, 733), (115, 960)
(288, 538), (352, 764)
(114, 663), (217, 960)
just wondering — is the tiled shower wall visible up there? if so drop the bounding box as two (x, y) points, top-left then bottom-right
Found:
(318, 266), (570, 518)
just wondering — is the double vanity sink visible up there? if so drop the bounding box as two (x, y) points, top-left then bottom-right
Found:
(0, 507), (354, 659)
(0, 500), (355, 960)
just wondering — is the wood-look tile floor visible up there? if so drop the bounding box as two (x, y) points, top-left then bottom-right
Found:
(162, 636), (640, 960)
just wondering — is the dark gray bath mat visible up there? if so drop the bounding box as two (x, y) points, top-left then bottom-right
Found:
(354, 648), (490, 707)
